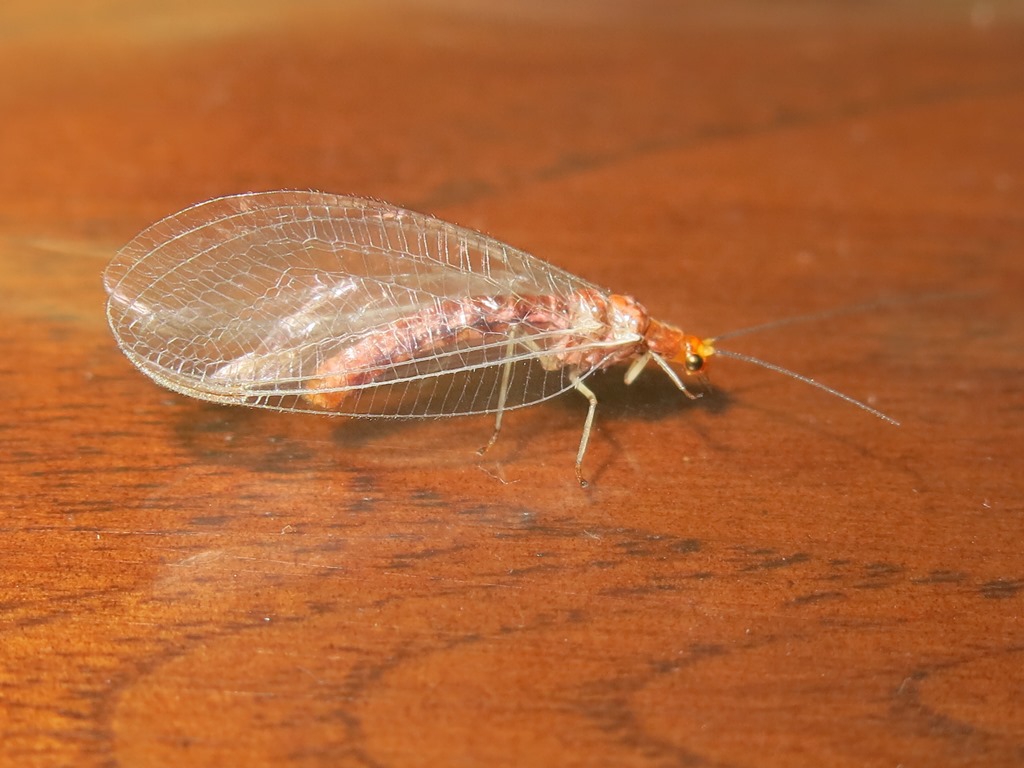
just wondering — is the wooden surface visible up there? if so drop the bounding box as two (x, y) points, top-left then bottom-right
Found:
(2, 2), (1022, 765)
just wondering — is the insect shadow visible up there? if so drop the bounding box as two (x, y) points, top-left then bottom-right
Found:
(169, 401), (330, 471)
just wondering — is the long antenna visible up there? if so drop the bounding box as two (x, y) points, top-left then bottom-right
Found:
(712, 348), (900, 425)
(711, 291), (977, 344)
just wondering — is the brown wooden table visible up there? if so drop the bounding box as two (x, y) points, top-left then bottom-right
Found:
(2, 2), (1022, 765)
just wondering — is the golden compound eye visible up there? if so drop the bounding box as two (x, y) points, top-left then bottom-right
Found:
(684, 353), (704, 373)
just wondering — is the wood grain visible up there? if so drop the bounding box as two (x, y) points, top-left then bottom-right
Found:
(1, 1), (1022, 765)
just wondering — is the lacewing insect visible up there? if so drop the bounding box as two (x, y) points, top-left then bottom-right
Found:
(104, 191), (897, 486)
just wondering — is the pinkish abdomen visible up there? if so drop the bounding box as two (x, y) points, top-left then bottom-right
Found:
(305, 290), (647, 410)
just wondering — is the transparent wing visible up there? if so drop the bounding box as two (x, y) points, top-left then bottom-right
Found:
(104, 191), (624, 417)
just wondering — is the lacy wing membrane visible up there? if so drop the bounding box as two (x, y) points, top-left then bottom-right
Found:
(104, 191), (633, 417)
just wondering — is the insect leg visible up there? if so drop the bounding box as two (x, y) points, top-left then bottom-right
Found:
(624, 352), (650, 385)
(479, 327), (523, 455)
(570, 371), (598, 488)
(650, 351), (702, 400)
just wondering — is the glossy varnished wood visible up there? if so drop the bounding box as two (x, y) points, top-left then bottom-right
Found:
(1, 2), (1022, 765)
